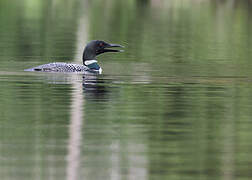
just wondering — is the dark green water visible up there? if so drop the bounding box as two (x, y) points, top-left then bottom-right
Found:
(1, 0), (252, 179)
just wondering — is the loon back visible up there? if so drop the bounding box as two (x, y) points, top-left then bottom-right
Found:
(25, 40), (123, 73)
(25, 62), (101, 73)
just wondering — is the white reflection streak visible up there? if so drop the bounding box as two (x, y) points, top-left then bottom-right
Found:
(110, 141), (120, 180)
(221, 99), (235, 180)
(66, 4), (89, 180)
(128, 143), (147, 180)
(67, 83), (83, 180)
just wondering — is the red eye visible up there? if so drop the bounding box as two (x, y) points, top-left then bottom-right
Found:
(99, 43), (103, 47)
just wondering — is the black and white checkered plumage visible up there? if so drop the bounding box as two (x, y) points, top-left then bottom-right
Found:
(26, 62), (89, 72)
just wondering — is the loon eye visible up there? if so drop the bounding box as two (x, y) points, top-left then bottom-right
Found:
(99, 43), (103, 47)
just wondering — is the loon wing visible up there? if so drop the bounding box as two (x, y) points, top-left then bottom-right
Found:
(25, 62), (89, 72)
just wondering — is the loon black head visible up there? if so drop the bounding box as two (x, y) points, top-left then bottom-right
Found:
(82, 40), (123, 73)
(83, 40), (123, 62)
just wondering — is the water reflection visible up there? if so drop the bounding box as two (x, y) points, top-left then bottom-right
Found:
(67, 82), (83, 180)
(40, 73), (113, 100)
(82, 75), (111, 100)
(66, 7), (87, 179)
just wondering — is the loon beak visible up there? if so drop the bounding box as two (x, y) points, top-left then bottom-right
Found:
(104, 43), (124, 53)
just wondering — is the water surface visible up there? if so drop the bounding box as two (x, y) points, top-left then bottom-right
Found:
(1, 0), (252, 179)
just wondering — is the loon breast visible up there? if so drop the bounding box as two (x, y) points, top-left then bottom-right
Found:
(25, 62), (100, 73)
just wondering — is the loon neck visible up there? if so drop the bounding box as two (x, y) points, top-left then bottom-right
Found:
(84, 59), (100, 71)
(84, 60), (98, 66)
(82, 47), (100, 71)
(82, 46), (96, 64)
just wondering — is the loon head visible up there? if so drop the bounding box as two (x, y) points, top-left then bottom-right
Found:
(82, 40), (123, 73)
(83, 40), (123, 63)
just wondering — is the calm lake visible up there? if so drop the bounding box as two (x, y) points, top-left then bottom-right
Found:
(1, 0), (252, 179)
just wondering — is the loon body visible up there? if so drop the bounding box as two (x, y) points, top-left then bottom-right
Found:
(25, 40), (123, 73)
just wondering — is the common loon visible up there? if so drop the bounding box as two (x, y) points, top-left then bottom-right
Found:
(25, 40), (124, 73)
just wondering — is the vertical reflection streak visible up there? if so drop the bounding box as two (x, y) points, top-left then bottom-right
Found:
(66, 1), (89, 179)
(221, 94), (235, 180)
(110, 141), (120, 180)
(67, 83), (84, 180)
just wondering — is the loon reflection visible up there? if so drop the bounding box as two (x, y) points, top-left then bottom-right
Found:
(82, 75), (113, 100)
(25, 40), (124, 73)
